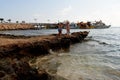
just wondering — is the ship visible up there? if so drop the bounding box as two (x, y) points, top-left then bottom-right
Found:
(91, 20), (111, 29)
(77, 20), (111, 29)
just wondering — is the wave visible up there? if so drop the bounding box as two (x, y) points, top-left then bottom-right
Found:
(85, 36), (109, 45)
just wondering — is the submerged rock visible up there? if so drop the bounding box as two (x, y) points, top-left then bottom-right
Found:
(0, 58), (53, 80)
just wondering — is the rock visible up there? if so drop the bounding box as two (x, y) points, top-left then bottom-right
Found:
(0, 23), (34, 30)
(0, 44), (19, 54)
(0, 71), (5, 78)
(0, 31), (89, 80)
(61, 38), (70, 49)
(11, 59), (51, 80)
(0, 31), (89, 57)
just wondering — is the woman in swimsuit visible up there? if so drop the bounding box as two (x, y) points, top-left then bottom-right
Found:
(58, 22), (63, 36)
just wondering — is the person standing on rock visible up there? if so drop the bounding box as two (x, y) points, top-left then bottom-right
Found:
(58, 22), (63, 36)
(65, 21), (70, 35)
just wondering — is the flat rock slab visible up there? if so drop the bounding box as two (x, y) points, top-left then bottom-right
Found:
(0, 31), (89, 57)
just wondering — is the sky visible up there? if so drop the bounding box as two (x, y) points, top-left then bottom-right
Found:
(0, 0), (120, 26)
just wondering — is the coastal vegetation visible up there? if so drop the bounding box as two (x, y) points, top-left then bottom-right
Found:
(0, 18), (4, 23)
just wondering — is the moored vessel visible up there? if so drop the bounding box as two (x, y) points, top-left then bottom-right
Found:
(77, 20), (111, 29)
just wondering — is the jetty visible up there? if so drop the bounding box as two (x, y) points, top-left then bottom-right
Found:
(0, 31), (89, 80)
(0, 23), (35, 30)
(0, 23), (57, 30)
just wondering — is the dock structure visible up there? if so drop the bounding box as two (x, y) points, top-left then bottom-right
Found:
(0, 23), (57, 30)
(32, 23), (57, 29)
(0, 23), (35, 30)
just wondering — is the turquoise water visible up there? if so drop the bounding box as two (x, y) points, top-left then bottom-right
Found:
(1, 27), (120, 80)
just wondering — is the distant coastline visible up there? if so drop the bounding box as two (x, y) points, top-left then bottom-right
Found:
(0, 20), (111, 30)
(0, 23), (35, 30)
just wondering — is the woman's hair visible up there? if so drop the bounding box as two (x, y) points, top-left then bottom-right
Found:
(58, 22), (63, 25)
(66, 21), (69, 25)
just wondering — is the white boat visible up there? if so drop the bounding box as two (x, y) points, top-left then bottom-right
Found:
(91, 20), (111, 29)
(70, 23), (78, 29)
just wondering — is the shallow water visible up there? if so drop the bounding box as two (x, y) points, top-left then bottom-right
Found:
(1, 27), (120, 80)
(55, 27), (120, 80)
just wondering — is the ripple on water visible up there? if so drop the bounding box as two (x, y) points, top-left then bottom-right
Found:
(56, 53), (120, 80)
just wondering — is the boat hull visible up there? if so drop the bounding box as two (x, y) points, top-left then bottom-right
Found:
(93, 25), (111, 29)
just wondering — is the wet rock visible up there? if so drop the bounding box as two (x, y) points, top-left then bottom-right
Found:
(38, 70), (51, 80)
(0, 71), (5, 78)
(0, 44), (20, 54)
(61, 38), (70, 49)
(81, 31), (89, 39)
(0, 59), (14, 74)
(49, 39), (62, 51)
(0, 31), (89, 57)
(19, 41), (49, 56)
(0, 33), (31, 39)
(4, 74), (18, 80)
(11, 59), (51, 80)
(70, 36), (81, 44)
(0, 31), (89, 80)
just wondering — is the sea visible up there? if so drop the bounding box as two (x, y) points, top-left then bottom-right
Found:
(0, 27), (120, 80)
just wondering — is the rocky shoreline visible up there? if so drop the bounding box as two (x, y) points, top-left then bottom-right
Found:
(0, 23), (35, 30)
(0, 31), (89, 80)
